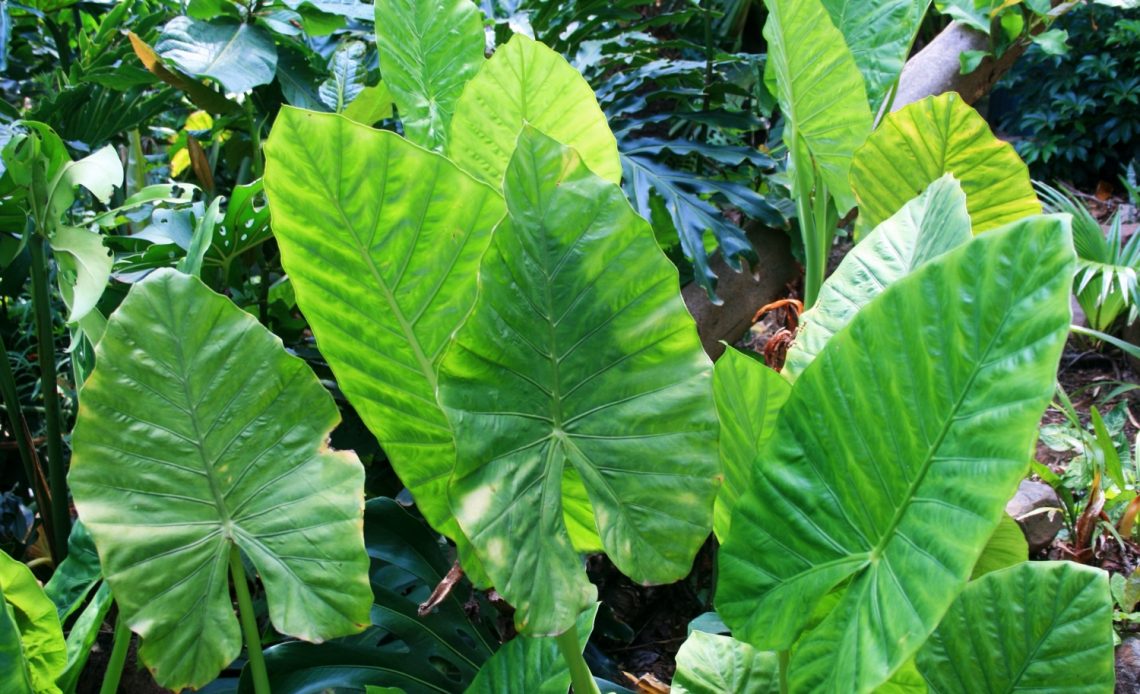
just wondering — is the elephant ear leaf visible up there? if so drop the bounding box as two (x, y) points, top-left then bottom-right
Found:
(851, 93), (1041, 239)
(375, 0), (485, 151)
(717, 216), (1075, 693)
(712, 348), (790, 542)
(916, 562), (1114, 692)
(448, 34), (621, 188)
(69, 269), (371, 691)
(671, 630), (780, 694)
(263, 108), (505, 579)
(0, 552), (66, 694)
(439, 128), (718, 637)
(783, 174), (971, 380)
(763, 0), (873, 213)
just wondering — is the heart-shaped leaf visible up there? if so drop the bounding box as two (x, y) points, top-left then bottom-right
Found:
(763, 0), (873, 213)
(783, 174), (971, 380)
(0, 551), (66, 694)
(156, 17), (277, 94)
(439, 128), (717, 636)
(375, 0), (486, 151)
(465, 605), (599, 694)
(69, 269), (371, 690)
(712, 348), (790, 542)
(263, 108), (505, 574)
(672, 630), (779, 694)
(718, 216), (1074, 693)
(851, 93), (1041, 238)
(916, 562), (1114, 692)
(448, 34), (621, 187)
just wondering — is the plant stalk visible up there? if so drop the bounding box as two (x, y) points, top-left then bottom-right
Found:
(554, 623), (600, 694)
(99, 610), (132, 694)
(29, 236), (70, 560)
(778, 650), (790, 694)
(229, 544), (270, 694)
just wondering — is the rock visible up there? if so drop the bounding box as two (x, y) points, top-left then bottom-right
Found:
(1005, 480), (1063, 553)
(1117, 637), (1140, 693)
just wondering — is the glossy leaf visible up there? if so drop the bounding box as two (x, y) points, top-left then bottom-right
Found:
(465, 605), (598, 694)
(783, 174), (971, 380)
(448, 34), (621, 187)
(763, 0), (873, 213)
(820, 0), (931, 111)
(712, 348), (790, 542)
(375, 0), (486, 151)
(0, 551), (66, 694)
(671, 631), (779, 694)
(69, 269), (371, 690)
(971, 514), (1028, 580)
(439, 128), (718, 636)
(916, 562), (1114, 692)
(319, 40), (367, 112)
(263, 108), (505, 570)
(851, 93), (1041, 238)
(156, 17), (277, 94)
(718, 218), (1075, 693)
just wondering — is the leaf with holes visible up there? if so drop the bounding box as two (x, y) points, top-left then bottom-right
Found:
(717, 216), (1074, 693)
(69, 269), (371, 690)
(263, 107), (505, 576)
(439, 128), (717, 637)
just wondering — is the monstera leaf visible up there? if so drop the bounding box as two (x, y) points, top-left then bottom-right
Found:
(465, 605), (599, 694)
(819, 0), (931, 112)
(916, 562), (1114, 692)
(156, 17), (277, 94)
(0, 552), (66, 694)
(439, 128), (718, 637)
(717, 217), (1075, 693)
(783, 174), (971, 380)
(69, 269), (371, 690)
(672, 631), (779, 694)
(851, 93), (1041, 238)
(375, 0), (485, 151)
(712, 348), (790, 541)
(448, 34), (621, 188)
(763, 0), (873, 213)
(263, 108), (505, 574)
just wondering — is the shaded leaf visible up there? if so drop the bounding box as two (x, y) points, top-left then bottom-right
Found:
(464, 605), (598, 694)
(156, 17), (277, 94)
(319, 41), (367, 112)
(671, 631), (779, 694)
(42, 520), (101, 623)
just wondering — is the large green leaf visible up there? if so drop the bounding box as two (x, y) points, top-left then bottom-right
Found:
(671, 631), (779, 694)
(69, 269), (371, 690)
(0, 552), (66, 694)
(717, 217), (1075, 693)
(850, 93), (1041, 239)
(916, 562), (1114, 692)
(783, 174), (971, 380)
(465, 605), (598, 694)
(439, 128), (718, 636)
(156, 17), (277, 94)
(763, 0), (873, 213)
(448, 34), (621, 188)
(819, 0), (931, 111)
(263, 108), (505, 572)
(375, 0), (485, 151)
(712, 348), (790, 542)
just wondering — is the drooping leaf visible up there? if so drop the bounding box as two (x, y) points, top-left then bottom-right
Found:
(850, 93), (1041, 239)
(448, 34), (621, 187)
(970, 514), (1028, 579)
(916, 562), (1114, 692)
(783, 174), (972, 380)
(763, 0), (873, 213)
(717, 217), (1075, 693)
(671, 631), (780, 694)
(0, 551), (66, 694)
(128, 31), (241, 114)
(263, 108), (505, 573)
(439, 128), (717, 637)
(319, 41), (367, 112)
(69, 269), (371, 690)
(819, 0), (931, 112)
(156, 17), (277, 94)
(54, 582), (112, 694)
(712, 348), (790, 542)
(51, 227), (112, 323)
(375, 0), (486, 151)
(465, 605), (599, 694)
